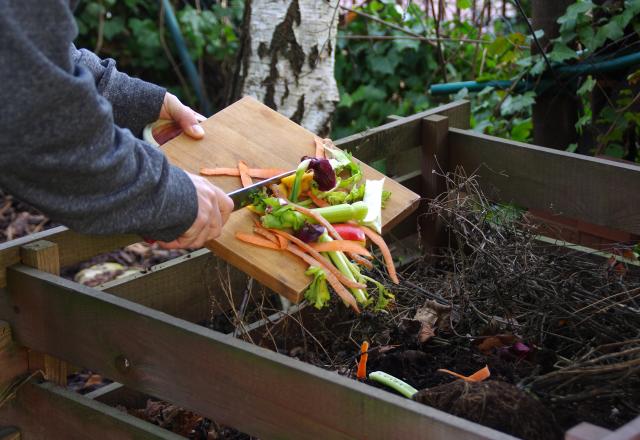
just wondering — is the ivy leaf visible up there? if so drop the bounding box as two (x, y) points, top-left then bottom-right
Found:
(566, 143), (578, 153)
(577, 76), (597, 96)
(510, 119), (532, 141)
(548, 43), (577, 62)
(456, 0), (472, 9)
(500, 92), (536, 117)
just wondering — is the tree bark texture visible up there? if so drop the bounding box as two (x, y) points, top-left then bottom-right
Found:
(531, 0), (579, 150)
(235, 0), (340, 136)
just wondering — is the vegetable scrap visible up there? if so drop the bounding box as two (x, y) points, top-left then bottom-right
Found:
(356, 341), (370, 380)
(231, 137), (397, 313)
(437, 365), (491, 382)
(368, 371), (418, 398)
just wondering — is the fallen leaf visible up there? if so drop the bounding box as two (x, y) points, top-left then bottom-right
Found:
(413, 300), (452, 343)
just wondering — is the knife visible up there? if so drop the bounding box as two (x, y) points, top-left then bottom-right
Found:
(227, 169), (296, 211)
(144, 169), (296, 244)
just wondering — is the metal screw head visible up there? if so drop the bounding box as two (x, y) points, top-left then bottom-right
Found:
(114, 355), (132, 372)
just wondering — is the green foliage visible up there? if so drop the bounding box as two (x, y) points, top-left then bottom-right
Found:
(74, 0), (243, 111)
(333, 1), (534, 140)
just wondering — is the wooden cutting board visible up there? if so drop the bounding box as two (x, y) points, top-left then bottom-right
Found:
(161, 96), (420, 302)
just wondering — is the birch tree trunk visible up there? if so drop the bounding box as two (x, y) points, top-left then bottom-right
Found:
(232, 0), (340, 135)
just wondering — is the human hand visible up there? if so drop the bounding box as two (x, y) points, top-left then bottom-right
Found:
(159, 93), (206, 139)
(158, 173), (234, 249)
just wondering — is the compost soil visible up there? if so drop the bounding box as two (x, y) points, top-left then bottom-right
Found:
(234, 172), (640, 440)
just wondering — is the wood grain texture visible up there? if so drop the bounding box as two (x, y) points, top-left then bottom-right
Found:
(0, 320), (27, 389)
(19, 241), (68, 387)
(1, 267), (514, 440)
(0, 227), (138, 288)
(101, 249), (248, 323)
(420, 115), (450, 251)
(0, 381), (182, 440)
(448, 128), (640, 235)
(336, 100), (470, 163)
(161, 96), (420, 302)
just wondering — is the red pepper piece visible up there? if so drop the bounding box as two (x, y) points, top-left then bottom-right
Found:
(332, 224), (366, 244)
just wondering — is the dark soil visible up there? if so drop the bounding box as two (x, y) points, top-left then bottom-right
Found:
(233, 173), (640, 440)
(414, 381), (560, 440)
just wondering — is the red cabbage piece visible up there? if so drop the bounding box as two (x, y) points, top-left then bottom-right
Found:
(295, 223), (326, 243)
(302, 156), (336, 191)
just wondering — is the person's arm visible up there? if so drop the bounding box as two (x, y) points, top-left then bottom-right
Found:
(71, 45), (205, 139)
(0, 2), (226, 243)
(70, 45), (165, 136)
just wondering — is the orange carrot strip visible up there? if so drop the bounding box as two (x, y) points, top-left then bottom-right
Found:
(291, 203), (367, 265)
(356, 341), (369, 380)
(249, 168), (288, 179)
(314, 136), (325, 159)
(200, 167), (241, 176)
(358, 225), (399, 284)
(276, 234), (288, 250)
(291, 203), (342, 242)
(269, 229), (366, 290)
(199, 167), (287, 178)
(311, 241), (372, 258)
(437, 365), (491, 382)
(238, 161), (252, 188)
(352, 254), (374, 269)
(253, 226), (279, 245)
(286, 243), (359, 313)
(309, 191), (330, 208)
(235, 232), (280, 250)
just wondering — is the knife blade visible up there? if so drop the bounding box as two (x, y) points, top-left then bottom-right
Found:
(227, 169), (296, 211)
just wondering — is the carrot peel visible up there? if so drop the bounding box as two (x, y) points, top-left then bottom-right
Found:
(238, 160), (252, 188)
(235, 232), (280, 250)
(356, 341), (369, 380)
(437, 365), (491, 382)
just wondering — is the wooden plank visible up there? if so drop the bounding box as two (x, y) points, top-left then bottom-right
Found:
(336, 100), (470, 163)
(0, 381), (183, 440)
(162, 96), (420, 303)
(19, 241), (67, 386)
(0, 226), (138, 289)
(0, 321), (27, 389)
(448, 128), (640, 235)
(603, 416), (640, 440)
(566, 422), (612, 440)
(101, 249), (247, 323)
(1, 266), (514, 440)
(420, 115), (450, 251)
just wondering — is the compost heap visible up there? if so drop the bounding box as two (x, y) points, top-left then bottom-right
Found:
(229, 170), (640, 440)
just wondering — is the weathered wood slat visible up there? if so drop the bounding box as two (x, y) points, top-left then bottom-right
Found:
(336, 100), (470, 163)
(0, 381), (183, 439)
(101, 249), (247, 323)
(0, 227), (138, 288)
(20, 241), (68, 386)
(0, 321), (27, 389)
(448, 129), (640, 235)
(1, 267), (513, 440)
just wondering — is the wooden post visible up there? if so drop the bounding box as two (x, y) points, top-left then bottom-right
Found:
(420, 115), (450, 252)
(20, 240), (68, 386)
(531, 0), (578, 149)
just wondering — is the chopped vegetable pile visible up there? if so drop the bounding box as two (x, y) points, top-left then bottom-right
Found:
(212, 137), (397, 313)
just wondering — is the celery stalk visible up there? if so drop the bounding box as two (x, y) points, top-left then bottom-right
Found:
(290, 159), (311, 203)
(319, 233), (368, 304)
(369, 371), (418, 398)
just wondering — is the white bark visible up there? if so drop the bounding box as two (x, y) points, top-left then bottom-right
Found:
(239, 0), (339, 135)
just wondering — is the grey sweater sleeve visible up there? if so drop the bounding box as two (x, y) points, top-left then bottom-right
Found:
(70, 45), (166, 136)
(0, 1), (198, 241)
